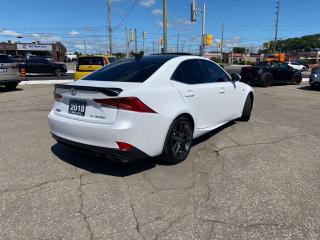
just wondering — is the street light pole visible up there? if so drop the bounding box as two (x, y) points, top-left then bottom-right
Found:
(163, 0), (168, 53)
(107, 0), (112, 54)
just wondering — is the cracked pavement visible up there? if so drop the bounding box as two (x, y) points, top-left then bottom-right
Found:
(0, 83), (320, 239)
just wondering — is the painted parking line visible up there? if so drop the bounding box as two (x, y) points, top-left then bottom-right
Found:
(20, 80), (74, 85)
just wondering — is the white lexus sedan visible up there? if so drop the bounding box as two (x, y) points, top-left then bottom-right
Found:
(48, 54), (254, 164)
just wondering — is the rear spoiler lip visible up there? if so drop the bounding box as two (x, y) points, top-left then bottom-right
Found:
(55, 84), (123, 97)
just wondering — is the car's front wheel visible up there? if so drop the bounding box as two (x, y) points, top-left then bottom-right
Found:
(261, 74), (272, 87)
(161, 116), (194, 164)
(292, 74), (302, 85)
(239, 94), (253, 121)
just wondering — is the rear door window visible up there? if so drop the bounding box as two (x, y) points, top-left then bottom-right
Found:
(171, 59), (206, 84)
(200, 60), (230, 83)
(78, 57), (104, 66)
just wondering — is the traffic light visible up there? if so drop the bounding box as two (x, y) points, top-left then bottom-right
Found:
(205, 34), (213, 46)
(191, 0), (197, 22)
(159, 37), (163, 46)
(130, 30), (134, 42)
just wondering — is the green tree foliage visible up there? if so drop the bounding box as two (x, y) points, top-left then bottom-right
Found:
(261, 34), (320, 53)
(233, 47), (247, 54)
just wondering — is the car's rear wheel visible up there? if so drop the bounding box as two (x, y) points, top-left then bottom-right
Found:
(55, 69), (62, 77)
(292, 74), (302, 85)
(161, 116), (194, 164)
(4, 83), (17, 91)
(261, 74), (272, 87)
(239, 94), (253, 121)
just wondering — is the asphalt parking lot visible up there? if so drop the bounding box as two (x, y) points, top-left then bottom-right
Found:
(1, 83), (320, 240)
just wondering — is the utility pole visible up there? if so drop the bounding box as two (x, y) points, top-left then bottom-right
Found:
(176, 33), (180, 52)
(107, 0), (112, 53)
(163, 0), (168, 53)
(201, 3), (206, 56)
(152, 40), (155, 54)
(220, 23), (224, 63)
(125, 27), (129, 58)
(189, 45), (191, 53)
(274, 0), (280, 53)
(84, 40), (87, 54)
(142, 31), (146, 52)
(134, 28), (137, 53)
(231, 42), (234, 64)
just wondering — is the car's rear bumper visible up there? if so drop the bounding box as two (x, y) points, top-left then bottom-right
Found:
(51, 133), (149, 162)
(48, 110), (171, 158)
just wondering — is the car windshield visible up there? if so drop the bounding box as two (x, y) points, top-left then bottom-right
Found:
(78, 57), (104, 66)
(83, 55), (174, 82)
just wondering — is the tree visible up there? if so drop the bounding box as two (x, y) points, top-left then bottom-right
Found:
(233, 47), (247, 54)
(261, 34), (320, 53)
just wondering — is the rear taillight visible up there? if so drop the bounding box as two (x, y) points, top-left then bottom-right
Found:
(54, 91), (62, 102)
(116, 142), (134, 151)
(94, 97), (156, 113)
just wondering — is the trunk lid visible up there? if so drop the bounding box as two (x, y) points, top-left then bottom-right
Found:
(53, 81), (141, 124)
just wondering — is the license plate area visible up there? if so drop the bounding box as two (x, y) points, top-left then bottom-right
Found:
(68, 100), (86, 116)
(0, 68), (7, 73)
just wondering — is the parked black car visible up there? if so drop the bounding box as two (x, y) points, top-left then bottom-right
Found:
(240, 61), (302, 87)
(20, 57), (67, 76)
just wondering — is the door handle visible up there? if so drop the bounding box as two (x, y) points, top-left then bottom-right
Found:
(185, 90), (195, 97)
(219, 87), (226, 93)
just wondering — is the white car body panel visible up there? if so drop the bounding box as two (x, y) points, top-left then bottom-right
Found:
(48, 55), (253, 159)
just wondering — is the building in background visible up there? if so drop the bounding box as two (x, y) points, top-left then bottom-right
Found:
(0, 41), (66, 62)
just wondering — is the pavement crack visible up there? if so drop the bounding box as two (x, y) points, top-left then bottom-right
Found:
(0, 177), (79, 195)
(78, 174), (94, 240)
(216, 134), (315, 153)
(124, 179), (145, 240)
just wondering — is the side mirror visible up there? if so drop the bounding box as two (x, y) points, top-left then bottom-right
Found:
(231, 73), (241, 82)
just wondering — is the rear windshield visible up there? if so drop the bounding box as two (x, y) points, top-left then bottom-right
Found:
(78, 57), (104, 66)
(83, 56), (173, 82)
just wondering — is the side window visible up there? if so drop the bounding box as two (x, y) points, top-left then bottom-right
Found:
(200, 60), (230, 83)
(171, 59), (206, 84)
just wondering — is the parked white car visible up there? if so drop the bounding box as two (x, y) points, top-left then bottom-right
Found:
(286, 62), (306, 71)
(48, 54), (254, 163)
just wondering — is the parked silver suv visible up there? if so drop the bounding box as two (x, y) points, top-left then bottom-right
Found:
(0, 54), (20, 90)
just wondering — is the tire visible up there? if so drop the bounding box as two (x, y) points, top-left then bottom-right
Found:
(4, 83), (17, 91)
(55, 69), (62, 77)
(261, 74), (272, 87)
(239, 94), (253, 122)
(161, 116), (194, 164)
(291, 74), (302, 85)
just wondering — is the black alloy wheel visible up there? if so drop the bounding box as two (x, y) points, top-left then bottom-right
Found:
(261, 74), (272, 87)
(292, 74), (302, 85)
(161, 116), (193, 164)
